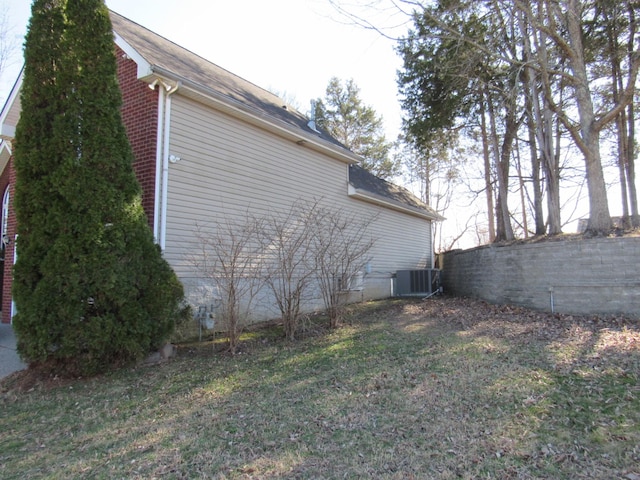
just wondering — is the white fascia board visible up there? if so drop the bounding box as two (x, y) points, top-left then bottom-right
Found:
(114, 32), (153, 79)
(0, 67), (24, 141)
(348, 183), (445, 221)
(0, 141), (12, 156)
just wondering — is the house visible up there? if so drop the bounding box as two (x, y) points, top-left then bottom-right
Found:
(0, 11), (442, 324)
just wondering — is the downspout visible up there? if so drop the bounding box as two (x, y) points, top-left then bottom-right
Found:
(152, 81), (165, 241)
(159, 81), (180, 250)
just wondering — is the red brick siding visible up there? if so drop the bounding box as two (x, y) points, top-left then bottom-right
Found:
(116, 45), (159, 228)
(1, 160), (15, 322)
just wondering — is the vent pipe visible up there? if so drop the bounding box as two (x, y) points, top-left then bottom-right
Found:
(307, 100), (320, 133)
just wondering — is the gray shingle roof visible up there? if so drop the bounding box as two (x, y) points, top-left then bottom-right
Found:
(349, 164), (443, 220)
(110, 10), (440, 221)
(110, 10), (348, 149)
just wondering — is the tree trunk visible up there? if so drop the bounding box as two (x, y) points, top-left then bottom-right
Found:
(488, 80), (518, 243)
(479, 93), (496, 242)
(616, 111), (630, 227)
(565, 0), (612, 234)
(582, 134), (612, 233)
(526, 114), (546, 236)
(627, 101), (639, 227)
(626, 2), (639, 226)
(515, 143), (530, 237)
(542, 97), (562, 236)
(519, 12), (546, 236)
(486, 88), (513, 242)
(495, 112), (517, 242)
(608, 10), (630, 228)
(530, 6), (562, 235)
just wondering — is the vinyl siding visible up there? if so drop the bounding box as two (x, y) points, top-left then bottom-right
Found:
(163, 94), (432, 319)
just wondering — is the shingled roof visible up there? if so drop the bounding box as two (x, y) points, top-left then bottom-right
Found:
(109, 11), (441, 221)
(110, 10), (348, 151)
(348, 164), (443, 220)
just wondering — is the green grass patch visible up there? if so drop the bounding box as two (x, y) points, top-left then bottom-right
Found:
(1, 297), (639, 479)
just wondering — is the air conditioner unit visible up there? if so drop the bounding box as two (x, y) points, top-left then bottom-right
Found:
(395, 269), (441, 297)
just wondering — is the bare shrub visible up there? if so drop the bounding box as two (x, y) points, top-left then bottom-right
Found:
(257, 202), (318, 340)
(189, 215), (264, 354)
(189, 201), (376, 343)
(308, 204), (376, 328)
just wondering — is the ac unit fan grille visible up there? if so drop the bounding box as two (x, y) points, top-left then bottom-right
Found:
(396, 269), (440, 296)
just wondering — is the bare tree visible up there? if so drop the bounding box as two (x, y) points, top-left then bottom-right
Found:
(257, 202), (318, 340)
(598, 0), (639, 228)
(518, 5), (563, 235)
(337, 0), (639, 238)
(0, 2), (17, 87)
(309, 204), (376, 328)
(515, 0), (640, 234)
(190, 216), (264, 354)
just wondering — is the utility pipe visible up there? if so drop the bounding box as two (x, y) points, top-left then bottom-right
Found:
(152, 82), (165, 241)
(156, 80), (180, 250)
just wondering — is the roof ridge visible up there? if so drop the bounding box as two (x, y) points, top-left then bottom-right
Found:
(109, 9), (292, 112)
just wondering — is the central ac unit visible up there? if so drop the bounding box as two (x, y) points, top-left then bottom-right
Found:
(395, 269), (441, 296)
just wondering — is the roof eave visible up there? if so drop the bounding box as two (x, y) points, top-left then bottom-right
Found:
(114, 32), (153, 78)
(112, 19), (360, 165)
(0, 66), (24, 142)
(147, 66), (359, 165)
(348, 184), (445, 221)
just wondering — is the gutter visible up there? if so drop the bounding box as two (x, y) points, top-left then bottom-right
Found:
(151, 79), (180, 250)
(348, 184), (445, 222)
(152, 81), (165, 241)
(160, 81), (180, 250)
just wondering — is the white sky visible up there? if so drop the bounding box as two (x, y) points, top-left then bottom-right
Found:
(1, 0), (407, 139)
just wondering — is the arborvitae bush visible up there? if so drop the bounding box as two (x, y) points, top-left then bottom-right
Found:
(13, 0), (183, 375)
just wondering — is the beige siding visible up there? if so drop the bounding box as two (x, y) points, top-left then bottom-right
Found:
(164, 95), (432, 319)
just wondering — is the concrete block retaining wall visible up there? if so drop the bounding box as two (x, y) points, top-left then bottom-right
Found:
(439, 237), (640, 317)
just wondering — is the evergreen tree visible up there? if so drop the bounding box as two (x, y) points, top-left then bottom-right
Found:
(315, 77), (399, 180)
(13, 0), (183, 375)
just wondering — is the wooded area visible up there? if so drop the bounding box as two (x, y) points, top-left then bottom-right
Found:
(334, 0), (639, 246)
(396, 0), (639, 242)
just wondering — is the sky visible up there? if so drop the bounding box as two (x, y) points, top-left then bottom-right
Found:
(1, 0), (408, 139)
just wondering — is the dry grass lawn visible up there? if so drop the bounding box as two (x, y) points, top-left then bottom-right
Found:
(1, 297), (639, 479)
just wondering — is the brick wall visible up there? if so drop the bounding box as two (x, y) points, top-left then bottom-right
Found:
(440, 237), (640, 317)
(116, 45), (159, 228)
(0, 161), (14, 321)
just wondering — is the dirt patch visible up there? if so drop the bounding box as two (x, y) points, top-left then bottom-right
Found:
(398, 295), (640, 339)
